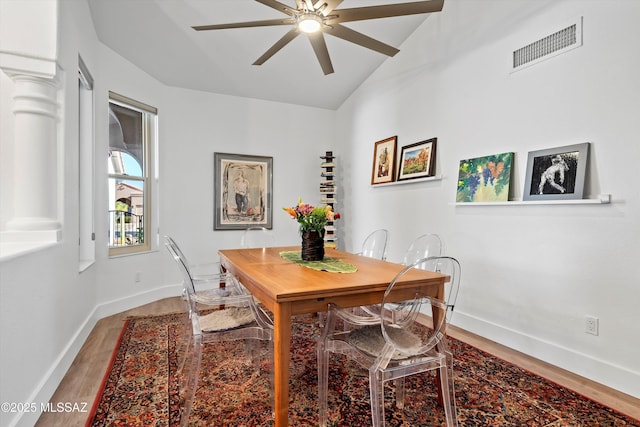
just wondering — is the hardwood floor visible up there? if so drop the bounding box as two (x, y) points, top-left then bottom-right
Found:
(35, 297), (185, 427)
(36, 297), (640, 426)
(446, 324), (640, 421)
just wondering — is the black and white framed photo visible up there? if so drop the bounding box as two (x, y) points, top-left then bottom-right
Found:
(523, 143), (589, 201)
(214, 152), (273, 229)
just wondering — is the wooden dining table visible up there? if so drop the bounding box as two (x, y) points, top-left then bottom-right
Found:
(218, 246), (449, 427)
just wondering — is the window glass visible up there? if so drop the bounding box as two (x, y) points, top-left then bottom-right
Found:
(108, 94), (156, 255)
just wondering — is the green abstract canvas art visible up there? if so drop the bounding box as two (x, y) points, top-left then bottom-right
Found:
(457, 152), (513, 202)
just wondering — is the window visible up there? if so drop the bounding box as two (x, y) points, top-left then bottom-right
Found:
(79, 56), (95, 270)
(108, 92), (157, 256)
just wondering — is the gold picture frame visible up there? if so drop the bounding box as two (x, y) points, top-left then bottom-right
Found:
(371, 136), (397, 185)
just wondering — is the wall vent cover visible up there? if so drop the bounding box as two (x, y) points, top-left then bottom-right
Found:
(512, 17), (582, 71)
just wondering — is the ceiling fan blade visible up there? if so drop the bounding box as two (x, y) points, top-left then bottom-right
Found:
(253, 28), (300, 65)
(193, 18), (293, 31)
(324, 24), (399, 57)
(308, 32), (334, 75)
(255, 0), (298, 16)
(326, 0), (444, 24)
(315, 0), (344, 15)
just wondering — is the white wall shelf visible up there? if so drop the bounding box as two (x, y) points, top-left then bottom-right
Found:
(452, 194), (611, 206)
(372, 175), (442, 187)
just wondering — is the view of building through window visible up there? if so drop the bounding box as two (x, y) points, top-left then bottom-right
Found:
(108, 93), (156, 255)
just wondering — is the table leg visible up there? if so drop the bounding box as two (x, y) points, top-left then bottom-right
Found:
(433, 286), (447, 407)
(272, 302), (292, 427)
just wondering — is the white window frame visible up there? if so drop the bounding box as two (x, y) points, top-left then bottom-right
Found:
(108, 91), (157, 257)
(78, 55), (95, 270)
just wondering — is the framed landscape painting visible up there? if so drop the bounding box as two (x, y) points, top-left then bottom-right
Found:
(214, 152), (273, 230)
(523, 143), (589, 201)
(456, 152), (514, 202)
(371, 136), (397, 185)
(397, 138), (437, 181)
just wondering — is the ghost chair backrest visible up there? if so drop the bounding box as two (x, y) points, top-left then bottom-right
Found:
(360, 229), (390, 260)
(240, 226), (276, 248)
(402, 233), (443, 266)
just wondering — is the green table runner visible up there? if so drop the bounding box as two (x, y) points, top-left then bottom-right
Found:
(279, 251), (357, 273)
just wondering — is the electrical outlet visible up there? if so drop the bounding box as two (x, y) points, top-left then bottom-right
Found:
(585, 315), (599, 336)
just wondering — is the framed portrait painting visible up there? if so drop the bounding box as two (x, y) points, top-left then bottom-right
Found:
(522, 143), (589, 201)
(214, 153), (273, 230)
(397, 138), (437, 181)
(371, 136), (397, 185)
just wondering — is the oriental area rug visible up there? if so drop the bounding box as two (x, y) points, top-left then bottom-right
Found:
(87, 312), (639, 427)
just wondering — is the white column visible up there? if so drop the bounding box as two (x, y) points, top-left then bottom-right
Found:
(0, 0), (61, 252)
(5, 73), (61, 233)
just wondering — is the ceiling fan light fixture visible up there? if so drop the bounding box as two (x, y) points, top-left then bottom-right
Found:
(297, 13), (322, 33)
(192, 0), (446, 74)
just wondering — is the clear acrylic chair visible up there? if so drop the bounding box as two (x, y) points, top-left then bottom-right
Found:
(358, 229), (390, 260)
(165, 235), (223, 282)
(358, 233), (443, 318)
(166, 240), (273, 426)
(318, 256), (461, 427)
(322, 229), (390, 325)
(402, 233), (444, 265)
(240, 226), (276, 248)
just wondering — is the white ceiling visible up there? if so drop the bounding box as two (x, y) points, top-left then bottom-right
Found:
(87, 0), (440, 109)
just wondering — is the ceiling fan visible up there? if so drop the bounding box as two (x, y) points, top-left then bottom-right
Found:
(192, 0), (444, 75)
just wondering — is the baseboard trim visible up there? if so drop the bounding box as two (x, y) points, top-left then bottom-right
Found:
(452, 310), (640, 399)
(92, 284), (182, 320)
(9, 284), (182, 427)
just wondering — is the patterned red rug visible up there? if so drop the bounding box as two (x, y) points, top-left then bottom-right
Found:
(87, 312), (639, 426)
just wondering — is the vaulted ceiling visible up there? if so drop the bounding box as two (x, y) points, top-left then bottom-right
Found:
(88, 0), (442, 109)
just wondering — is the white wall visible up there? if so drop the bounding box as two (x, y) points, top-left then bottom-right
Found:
(1, 1), (638, 426)
(0, 71), (14, 228)
(159, 87), (334, 266)
(0, 1), (334, 427)
(336, 0), (640, 397)
(100, 80), (336, 297)
(0, 2), (100, 426)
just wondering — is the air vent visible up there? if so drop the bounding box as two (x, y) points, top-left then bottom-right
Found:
(512, 17), (582, 71)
